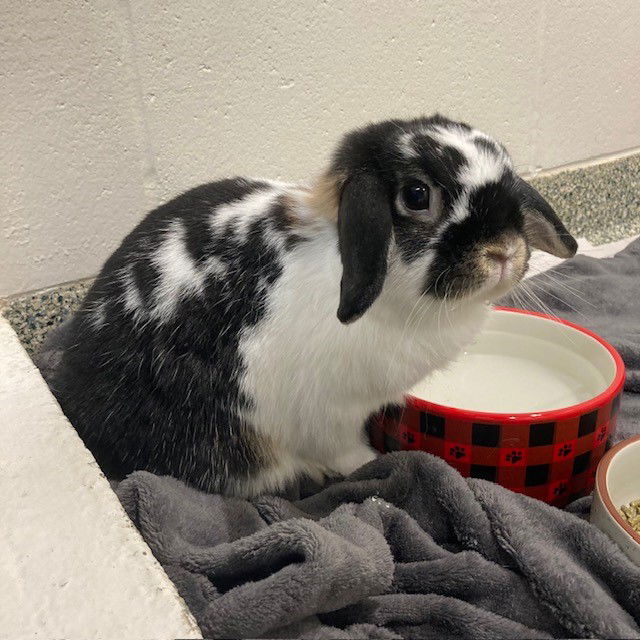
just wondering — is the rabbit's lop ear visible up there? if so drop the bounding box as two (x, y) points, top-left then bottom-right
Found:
(515, 177), (578, 258)
(337, 172), (392, 324)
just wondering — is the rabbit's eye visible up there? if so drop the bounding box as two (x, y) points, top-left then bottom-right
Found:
(401, 181), (430, 211)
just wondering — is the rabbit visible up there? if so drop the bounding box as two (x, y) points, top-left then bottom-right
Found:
(51, 115), (577, 496)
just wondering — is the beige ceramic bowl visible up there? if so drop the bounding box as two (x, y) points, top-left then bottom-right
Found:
(591, 435), (640, 565)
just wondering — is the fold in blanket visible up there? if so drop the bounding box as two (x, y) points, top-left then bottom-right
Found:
(118, 452), (640, 639)
(36, 237), (640, 638)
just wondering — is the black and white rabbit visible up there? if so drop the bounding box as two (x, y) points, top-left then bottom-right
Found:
(52, 115), (577, 495)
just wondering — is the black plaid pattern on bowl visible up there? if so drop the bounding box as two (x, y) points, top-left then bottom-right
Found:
(369, 392), (622, 506)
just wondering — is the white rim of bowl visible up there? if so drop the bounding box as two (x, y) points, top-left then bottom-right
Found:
(596, 434), (640, 545)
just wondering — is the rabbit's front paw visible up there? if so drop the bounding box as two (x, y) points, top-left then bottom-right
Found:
(330, 445), (378, 477)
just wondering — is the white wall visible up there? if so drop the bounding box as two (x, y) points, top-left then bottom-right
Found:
(2, 0), (640, 296)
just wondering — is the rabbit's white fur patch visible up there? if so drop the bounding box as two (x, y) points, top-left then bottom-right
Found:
(87, 299), (107, 330)
(120, 264), (145, 322)
(399, 123), (513, 222)
(238, 198), (489, 486)
(430, 125), (506, 188)
(210, 187), (284, 241)
(150, 220), (207, 323)
(397, 131), (420, 159)
(202, 254), (227, 279)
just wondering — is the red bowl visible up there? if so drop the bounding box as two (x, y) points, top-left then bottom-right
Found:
(369, 307), (625, 506)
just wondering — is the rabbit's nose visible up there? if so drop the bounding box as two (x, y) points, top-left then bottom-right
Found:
(485, 249), (509, 264)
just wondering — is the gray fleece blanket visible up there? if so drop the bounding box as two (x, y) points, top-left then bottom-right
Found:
(118, 453), (640, 639)
(36, 237), (640, 638)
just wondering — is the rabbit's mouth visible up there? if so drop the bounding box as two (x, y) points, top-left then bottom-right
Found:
(426, 233), (529, 302)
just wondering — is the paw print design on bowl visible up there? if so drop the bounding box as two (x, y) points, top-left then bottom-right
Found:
(449, 445), (466, 460)
(558, 443), (573, 457)
(506, 450), (524, 464)
(401, 431), (416, 445)
(553, 482), (568, 496)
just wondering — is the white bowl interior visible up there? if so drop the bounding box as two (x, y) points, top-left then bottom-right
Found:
(408, 308), (616, 413)
(606, 440), (640, 509)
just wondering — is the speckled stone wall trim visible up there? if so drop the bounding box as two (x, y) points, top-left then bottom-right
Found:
(529, 153), (640, 245)
(2, 279), (94, 355)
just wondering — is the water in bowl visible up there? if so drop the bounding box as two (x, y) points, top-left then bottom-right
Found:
(408, 311), (614, 414)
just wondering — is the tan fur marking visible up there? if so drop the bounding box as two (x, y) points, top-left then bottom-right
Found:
(227, 426), (285, 497)
(279, 192), (304, 226)
(249, 425), (279, 467)
(304, 171), (346, 222)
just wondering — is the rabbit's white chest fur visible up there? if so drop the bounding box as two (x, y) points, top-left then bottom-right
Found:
(239, 218), (489, 487)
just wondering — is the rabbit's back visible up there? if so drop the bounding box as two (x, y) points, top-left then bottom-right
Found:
(53, 177), (305, 492)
